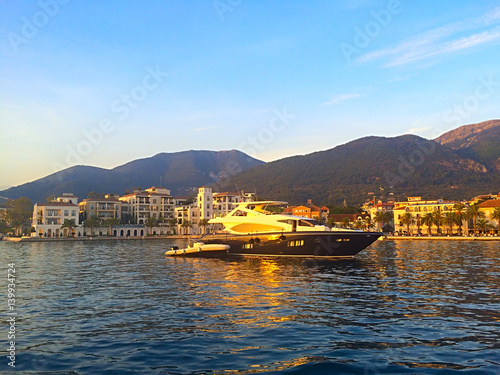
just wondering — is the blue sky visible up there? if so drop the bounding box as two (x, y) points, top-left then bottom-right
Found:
(1, 0), (500, 188)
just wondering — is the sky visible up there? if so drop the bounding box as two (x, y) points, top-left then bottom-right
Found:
(1, 0), (500, 189)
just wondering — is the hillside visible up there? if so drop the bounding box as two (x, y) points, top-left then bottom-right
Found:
(217, 134), (499, 205)
(0, 150), (263, 203)
(435, 120), (500, 172)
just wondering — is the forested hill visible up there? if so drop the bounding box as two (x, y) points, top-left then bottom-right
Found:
(218, 134), (499, 206)
(0, 150), (263, 203)
(434, 120), (500, 172)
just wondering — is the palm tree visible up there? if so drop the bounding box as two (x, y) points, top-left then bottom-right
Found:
(181, 220), (193, 235)
(421, 212), (434, 235)
(85, 216), (102, 236)
(60, 219), (77, 237)
(475, 218), (490, 235)
(453, 203), (467, 235)
(432, 211), (443, 235)
(363, 216), (374, 231)
(490, 207), (500, 231)
(415, 215), (422, 235)
(341, 218), (351, 229)
(466, 203), (486, 235)
(400, 212), (415, 235)
(442, 212), (456, 235)
(105, 218), (121, 236)
(199, 218), (210, 234)
(353, 218), (364, 230)
(145, 217), (158, 235)
(373, 211), (392, 232)
(167, 218), (178, 235)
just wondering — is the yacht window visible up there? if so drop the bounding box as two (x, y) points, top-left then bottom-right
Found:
(298, 220), (315, 227)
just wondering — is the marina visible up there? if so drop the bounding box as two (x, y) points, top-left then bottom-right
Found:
(1, 239), (498, 374)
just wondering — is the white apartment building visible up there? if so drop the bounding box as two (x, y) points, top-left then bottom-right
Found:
(32, 193), (81, 237)
(119, 187), (175, 225)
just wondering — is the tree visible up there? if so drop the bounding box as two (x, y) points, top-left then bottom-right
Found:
(401, 212), (415, 235)
(105, 218), (121, 236)
(60, 219), (77, 237)
(466, 203), (486, 235)
(46, 195), (56, 203)
(85, 216), (102, 236)
(443, 212), (457, 235)
(199, 218), (210, 234)
(6, 197), (33, 236)
(432, 211), (443, 235)
(421, 212), (434, 235)
(145, 217), (158, 235)
(364, 216), (374, 231)
(168, 218), (178, 235)
(453, 203), (467, 235)
(341, 218), (351, 229)
(373, 211), (392, 232)
(475, 218), (490, 235)
(490, 207), (500, 227)
(181, 220), (193, 235)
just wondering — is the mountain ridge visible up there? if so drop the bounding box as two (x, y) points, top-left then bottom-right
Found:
(2, 120), (499, 205)
(1, 150), (263, 203)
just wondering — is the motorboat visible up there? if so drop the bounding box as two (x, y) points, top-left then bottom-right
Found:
(200, 201), (383, 258)
(165, 241), (230, 257)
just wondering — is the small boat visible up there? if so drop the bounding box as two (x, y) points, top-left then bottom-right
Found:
(165, 241), (230, 257)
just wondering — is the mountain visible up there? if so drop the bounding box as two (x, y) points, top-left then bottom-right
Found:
(0, 150), (263, 203)
(217, 134), (499, 205)
(434, 120), (500, 172)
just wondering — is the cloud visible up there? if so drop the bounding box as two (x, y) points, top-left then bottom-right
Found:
(359, 6), (500, 67)
(407, 126), (431, 134)
(321, 93), (363, 106)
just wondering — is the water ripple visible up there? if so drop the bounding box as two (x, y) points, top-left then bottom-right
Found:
(0, 239), (499, 374)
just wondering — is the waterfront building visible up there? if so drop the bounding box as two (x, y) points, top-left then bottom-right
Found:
(32, 193), (81, 237)
(119, 187), (175, 225)
(367, 201), (394, 231)
(392, 197), (464, 235)
(175, 204), (200, 235)
(477, 199), (500, 234)
(327, 213), (371, 229)
(79, 195), (122, 221)
(285, 204), (329, 221)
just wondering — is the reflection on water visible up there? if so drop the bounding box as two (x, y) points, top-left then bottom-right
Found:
(0, 239), (499, 374)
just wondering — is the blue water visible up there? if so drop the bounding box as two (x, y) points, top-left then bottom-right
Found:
(0, 239), (499, 374)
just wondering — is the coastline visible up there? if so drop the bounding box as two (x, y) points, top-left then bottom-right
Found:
(3, 234), (499, 243)
(1, 235), (196, 242)
(383, 235), (499, 241)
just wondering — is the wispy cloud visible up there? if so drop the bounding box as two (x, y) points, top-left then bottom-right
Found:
(321, 93), (363, 106)
(407, 126), (431, 134)
(360, 7), (500, 67)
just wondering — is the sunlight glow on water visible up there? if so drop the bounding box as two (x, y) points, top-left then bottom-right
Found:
(0, 239), (499, 374)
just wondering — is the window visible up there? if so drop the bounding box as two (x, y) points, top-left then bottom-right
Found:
(242, 243), (253, 249)
(287, 240), (304, 247)
(64, 210), (69, 216)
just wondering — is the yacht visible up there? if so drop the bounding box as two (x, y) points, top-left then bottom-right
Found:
(199, 201), (383, 258)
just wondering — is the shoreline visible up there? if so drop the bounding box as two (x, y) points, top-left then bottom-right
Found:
(383, 235), (499, 241)
(3, 235), (499, 243)
(1, 235), (196, 242)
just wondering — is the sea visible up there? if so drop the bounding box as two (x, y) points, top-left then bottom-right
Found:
(0, 239), (498, 374)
